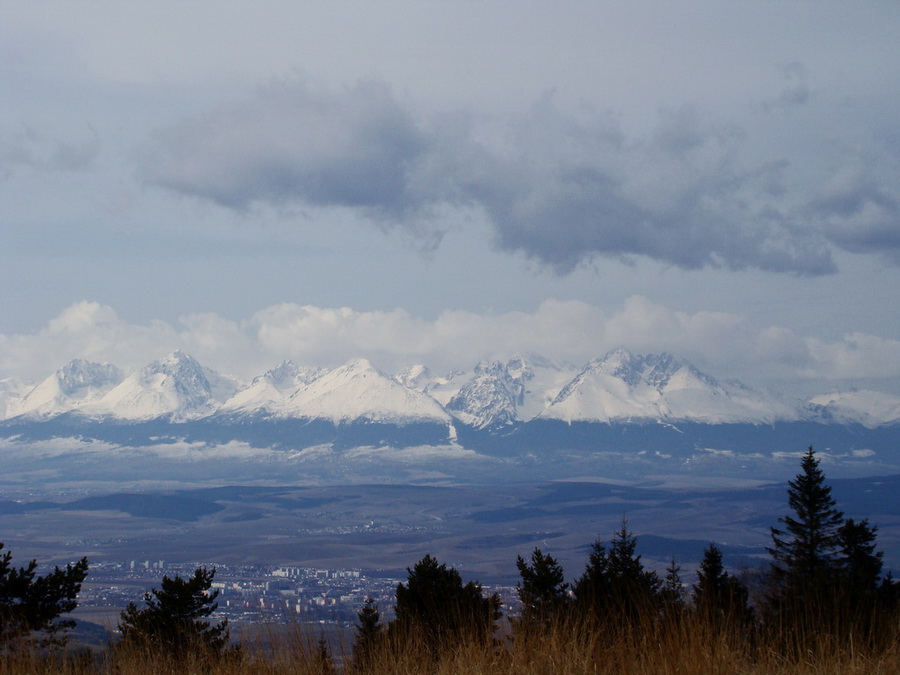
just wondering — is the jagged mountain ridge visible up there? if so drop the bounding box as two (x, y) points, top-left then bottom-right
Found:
(218, 361), (327, 415)
(540, 348), (797, 424)
(7, 359), (123, 419)
(2, 348), (898, 429)
(79, 351), (220, 421)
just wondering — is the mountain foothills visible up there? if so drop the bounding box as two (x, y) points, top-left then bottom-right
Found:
(1, 348), (899, 480)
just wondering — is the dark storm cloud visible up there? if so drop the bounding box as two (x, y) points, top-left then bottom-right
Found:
(459, 101), (836, 274)
(140, 80), (445, 222)
(138, 80), (900, 276)
(810, 160), (900, 262)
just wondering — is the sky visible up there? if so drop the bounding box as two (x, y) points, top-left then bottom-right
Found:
(2, 2), (900, 398)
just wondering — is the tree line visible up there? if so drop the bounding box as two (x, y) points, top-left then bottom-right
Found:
(2, 447), (898, 669)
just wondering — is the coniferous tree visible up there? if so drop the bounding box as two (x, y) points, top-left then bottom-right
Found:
(393, 554), (500, 651)
(515, 548), (569, 629)
(573, 519), (660, 622)
(835, 517), (890, 627)
(0, 543), (88, 649)
(766, 447), (844, 609)
(352, 596), (382, 669)
(118, 567), (229, 658)
(660, 556), (685, 618)
(692, 543), (752, 624)
(838, 518), (883, 595)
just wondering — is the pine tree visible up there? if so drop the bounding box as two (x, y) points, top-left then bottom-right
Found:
(838, 518), (883, 594)
(573, 519), (660, 622)
(352, 597), (382, 669)
(0, 543), (88, 649)
(692, 543), (751, 624)
(767, 447), (844, 606)
(393, 554), (500, 651)
(118, 566), (229, 657)
(515, 548), (569, 628)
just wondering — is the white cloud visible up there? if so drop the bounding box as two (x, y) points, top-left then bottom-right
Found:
(804, 333), (900, 380)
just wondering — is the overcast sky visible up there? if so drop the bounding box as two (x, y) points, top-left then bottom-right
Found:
(2, 2), (899, 396)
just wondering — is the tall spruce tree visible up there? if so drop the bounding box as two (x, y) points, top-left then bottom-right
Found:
(767, 448), (844, 598)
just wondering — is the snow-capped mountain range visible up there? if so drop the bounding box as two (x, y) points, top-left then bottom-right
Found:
(2, 348), (898, 430)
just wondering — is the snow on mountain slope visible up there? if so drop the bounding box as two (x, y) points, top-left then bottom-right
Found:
(6, 359), (122, 419)
(4, 349), (892, 432)
(404, 355), (574, 429)
(80, 351), (216, 420)
(0, 377), (27, 420)
(202, 367), (242, 404)
(394, 364), (435, 391)
(399, 366), (466, 408)
(446, 360), (527, 429)
(808, 391), (900, 428)
(541, 348), (794, 424)
(219, 361), (325, 414)
(275, 358), (453, 425)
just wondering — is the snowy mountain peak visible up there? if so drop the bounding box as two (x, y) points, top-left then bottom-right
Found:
(218, 361), (324, 415)
(80, 351), (217, 420)
(542, 349), (791, 424)
(267, 360), (301, 387)
(806, 391), (900, 428)
(143, 351), (211, 403)
(0, 349), (876, 430)
(8, 359), (123, 419)
(56, 359), (123, 395)
(504, 354), (535, 382)
(446, 356), (541, 429)
(274, 358), (452, 425)
(590, 347), (645, 386)
(394, 364), (433, 391)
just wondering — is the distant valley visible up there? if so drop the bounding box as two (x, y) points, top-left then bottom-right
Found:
(3, 348), (900, 605)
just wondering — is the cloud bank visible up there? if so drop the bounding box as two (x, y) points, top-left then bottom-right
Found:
(138, 79), (900, 276)
(2, 300), (899, 394)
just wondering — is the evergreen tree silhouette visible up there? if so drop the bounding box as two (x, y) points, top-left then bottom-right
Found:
(573, 519), (660, 623)
(767, 447), (844, 609)
(0, 543), (88, 649)
(352, 596), (382, 669)
(118, 567), (228, 658)
(515, 547), (569, 629)
(393, 554), (500, 651)
(692, 543), (751, 625)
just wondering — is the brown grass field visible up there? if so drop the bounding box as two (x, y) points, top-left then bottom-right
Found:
(3, 611), (900, 675)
